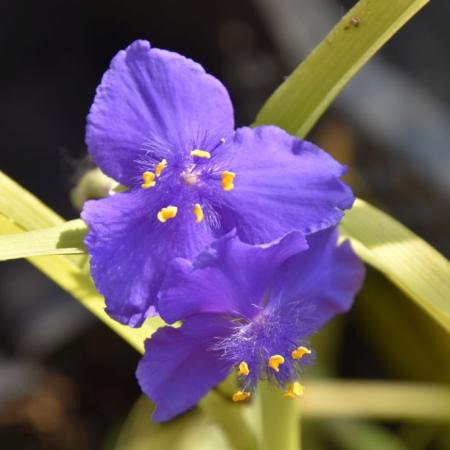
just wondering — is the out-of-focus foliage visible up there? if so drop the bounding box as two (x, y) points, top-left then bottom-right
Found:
(112, 396), (230, 450)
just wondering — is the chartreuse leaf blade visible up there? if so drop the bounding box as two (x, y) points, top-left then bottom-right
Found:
(254, 0), (429, 138)
(0, 218), (86, 261)
(0, 171), (64, 229)
(0, 172), (161, 354)
(340, 199), (450, 333)
(1, 218), (161, 354)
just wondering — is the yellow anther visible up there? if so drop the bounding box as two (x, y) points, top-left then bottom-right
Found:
(194, 203), (204, 223)
(141, 171), (156, 188)
(283, 382), (305, 399)
(155, 159), (167, 176)
(232, 390), (251, 402)
(190, 149), (211, 159)
(157, 206), (178, 223)
(222, 171), (235, 191)
(238, 361), (250, 377)
(268, 354), (285, 372)
(291, 346), (311, 360)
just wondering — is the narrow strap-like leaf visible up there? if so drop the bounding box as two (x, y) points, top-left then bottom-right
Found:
(0, 218), (86, 261)
(340, 199), (450, 333)
(254, 0), (429, 138)
(0, 172), (161, 353)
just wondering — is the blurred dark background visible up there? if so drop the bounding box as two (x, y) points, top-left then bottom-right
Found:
(1, 1), (449, 449)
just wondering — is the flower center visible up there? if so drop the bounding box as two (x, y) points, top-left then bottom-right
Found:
(181, 170), (198, 186)
(213, 308), (312, 402)
(139, 144), (235, 224)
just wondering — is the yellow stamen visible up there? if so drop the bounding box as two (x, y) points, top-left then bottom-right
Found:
(190, 149), (211, 159)
(238, 361), (250, 377)
(232, 390), (251, 402)
(155, 159), (167, 176)
(222, 171), (236, 191)
(291, 346), (311, 360)
(194, 203), (204, 223)
(141, 171), (156, 188)
(157, 206), (178, 223)
(268, 354), (285, 372)
(283, 382), (305, 399)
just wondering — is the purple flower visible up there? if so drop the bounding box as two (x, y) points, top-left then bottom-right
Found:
(81, 40), (354, 327)
(136, 228), (365, 422)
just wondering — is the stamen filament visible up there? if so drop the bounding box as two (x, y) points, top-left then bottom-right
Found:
(222, 171), (235, 191)
(232, 390), (251, 402)
(291, 346), (311, 360)
(190, 149), (211, 159)
(155, 159), (167, 176)
(194, 203), (204, 223)
(157, 206), (178, 223)
(268, 354), (285, 372)
(141, 171), (156, 188)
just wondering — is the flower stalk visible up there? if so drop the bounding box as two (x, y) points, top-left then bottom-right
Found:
(259, 381), (300, 450)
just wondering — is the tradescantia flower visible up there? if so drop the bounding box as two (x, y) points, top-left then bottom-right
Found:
(81, 40), (354, 327)
(136, 227), (364, 422)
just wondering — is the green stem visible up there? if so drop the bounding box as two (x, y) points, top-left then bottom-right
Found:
(259, 382), (300, 450)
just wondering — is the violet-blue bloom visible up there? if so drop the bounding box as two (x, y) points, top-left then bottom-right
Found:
(81, 40), (354, 326)
(137, 228), (365, 422)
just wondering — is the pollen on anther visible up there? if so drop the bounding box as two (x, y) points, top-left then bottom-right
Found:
(268, 354), (285, 372)
(190, 149), (211, 159)
(194, 203), (204, 223)
(155, 159), (167, 177)
(283, 382), (305, 399)
(222, 171), (235, 191)
(157, 206), (178, 223)
(292, 346), (311, 360)
(232, 390), (251, 402)
(238, 361), (250, 377)
(141, 171), (156, 188)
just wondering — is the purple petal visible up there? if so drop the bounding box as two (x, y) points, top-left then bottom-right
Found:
(87, 40), (234, 185)
(215, 126), (354, 244)
(81, 189), (212, 326)
(136, 314), (231, 422)
(272, 227), (365, 334)
(158, 231), (308, 324)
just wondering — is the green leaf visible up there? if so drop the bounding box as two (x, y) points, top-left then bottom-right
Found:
(340, 199), (450, 333)
(302, 380), (450, 423)
(0, 172), (161, 354)
(0, 218), (86, 261)
(0, 171), (64, 229)
(254, 0), (429, 138)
